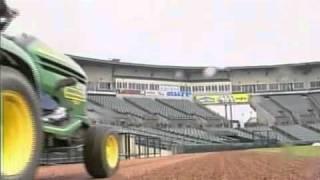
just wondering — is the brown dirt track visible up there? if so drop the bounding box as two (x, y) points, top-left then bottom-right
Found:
(36, 150), (320, 180)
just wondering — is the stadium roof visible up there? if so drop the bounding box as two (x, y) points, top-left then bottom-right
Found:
(69, 54), (320, 71)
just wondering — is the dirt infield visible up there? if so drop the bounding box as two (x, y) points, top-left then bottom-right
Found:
(36, 150), (320, 180)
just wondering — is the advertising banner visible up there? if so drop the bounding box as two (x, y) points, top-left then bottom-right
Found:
(195, 95), (220, 105)
(119, 89), (143, 95)
(144, 90), (160, 96)
(145, 90), (192, 97)
(231, 93), (249, 103)
(195, 93), (249, 105)
(159, 85), (180, 92)
(166, 91), (192, 97)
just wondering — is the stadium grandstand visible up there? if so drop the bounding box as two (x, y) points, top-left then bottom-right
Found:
(68, 55), (320, 154)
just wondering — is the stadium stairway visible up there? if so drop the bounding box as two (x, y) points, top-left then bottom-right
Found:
(160, 128), (227, 144)
(129, 127), (214, 145)
(245, 126), (294, 143)
(207, 128), (254, 142)
(269, 96), (299, 124)
(124, 97), (154, 114)
(88, 95), (158, 121)
(309, 93), (320, 110)
(87, 100), (132, 125)
(155, 99), (217, 119)
(155, 98), (209, 127)
(303, 123), (320, 133)
(155, 99), (191, 115)
(272, 95), (319, 124)
(307, 94), (320, 122)
(250, 96), (294, 125)
(272, 124), (320, 142)
(156, 98), (227, 127)
(124, 97), (194, 120)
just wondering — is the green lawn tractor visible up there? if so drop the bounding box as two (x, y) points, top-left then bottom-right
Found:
(0, 4), (120, 179)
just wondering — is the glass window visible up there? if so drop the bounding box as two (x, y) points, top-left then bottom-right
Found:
(280, 83), (292, 91)
(242, 85), (256, 93)
(205, 86), (209, 91)
(241, 85), (248, 93)
(87, 81), (95, 91)
(99, 82), (111, 90)
(256, 84), (267, 91)
(212, 85), (217, 92)
(310, 81), (320, 89)
(138, 83), (141, 90)
(293, 82), (304, 89)
(232, 85), (241, 92)
(225, 85), (230, 91)
(155, 84), (160, 90)
(269, 83), (279, 91)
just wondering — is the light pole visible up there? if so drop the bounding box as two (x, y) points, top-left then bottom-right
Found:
(229, 95), (233, 128)
(223, 95), (228, 128)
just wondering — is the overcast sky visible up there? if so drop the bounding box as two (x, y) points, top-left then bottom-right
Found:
(6, 0), (320, 67)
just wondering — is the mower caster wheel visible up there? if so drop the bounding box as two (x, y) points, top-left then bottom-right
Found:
(83, 126), (120, 178)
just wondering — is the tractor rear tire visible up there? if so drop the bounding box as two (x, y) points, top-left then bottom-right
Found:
(83, 126), (120, 178)
(0, 66), (42, 179)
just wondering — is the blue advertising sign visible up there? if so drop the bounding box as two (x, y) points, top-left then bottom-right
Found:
(166, 91), (192, 97)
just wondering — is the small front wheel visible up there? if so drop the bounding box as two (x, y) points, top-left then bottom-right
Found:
(83, 126), (120, 178)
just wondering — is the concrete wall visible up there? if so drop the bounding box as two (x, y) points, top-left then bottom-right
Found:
(230, 66), (320, 88)
(80, 63), (113, 82)
(76, 59), (320, 91)
(114, 66), (175, 80)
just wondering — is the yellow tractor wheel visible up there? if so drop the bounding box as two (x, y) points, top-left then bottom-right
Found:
(0, 66), (42, 179)
(83, 126), (120, 178)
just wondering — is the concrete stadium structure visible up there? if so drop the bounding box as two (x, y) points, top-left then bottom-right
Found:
(72, 55), (320, 94)
(66, 55), (320, 154)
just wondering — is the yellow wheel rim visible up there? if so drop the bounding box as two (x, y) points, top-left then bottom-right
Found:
(105, 135), (119, 168)
(1, 91), (35, 176)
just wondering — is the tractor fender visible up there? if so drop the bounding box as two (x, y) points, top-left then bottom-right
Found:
(1, 36), (41, 92)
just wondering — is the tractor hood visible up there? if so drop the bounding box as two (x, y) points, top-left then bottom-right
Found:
(13, 34), (87, 80)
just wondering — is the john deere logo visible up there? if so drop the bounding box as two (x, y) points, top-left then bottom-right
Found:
(64, 87), (86, 104)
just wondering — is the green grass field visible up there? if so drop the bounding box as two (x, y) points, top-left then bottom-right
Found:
(253, 145), (320, 158)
